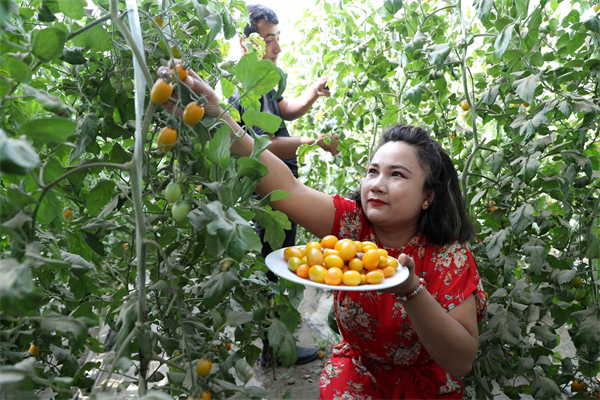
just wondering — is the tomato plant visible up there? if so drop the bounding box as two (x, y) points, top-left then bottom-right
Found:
(182, 102), (205, 126)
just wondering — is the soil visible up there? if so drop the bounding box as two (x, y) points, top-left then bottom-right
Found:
(252, 286), (336, 400)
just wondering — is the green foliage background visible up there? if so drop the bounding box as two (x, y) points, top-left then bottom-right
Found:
(0, 0), (599, 399)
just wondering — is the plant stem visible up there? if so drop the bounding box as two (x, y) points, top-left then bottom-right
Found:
(29, 162), (130, 242)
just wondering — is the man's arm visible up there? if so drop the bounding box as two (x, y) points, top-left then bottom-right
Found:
(278, 77), (330, 121)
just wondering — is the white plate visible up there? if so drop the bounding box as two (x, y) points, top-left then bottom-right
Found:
(264, 247), (410, 291)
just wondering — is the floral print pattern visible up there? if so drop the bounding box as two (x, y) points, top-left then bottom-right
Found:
(319, 195), (487, 400)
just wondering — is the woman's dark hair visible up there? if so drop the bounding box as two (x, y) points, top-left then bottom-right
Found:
(347, 124), (475, 246)
(244, 4), (279, 38)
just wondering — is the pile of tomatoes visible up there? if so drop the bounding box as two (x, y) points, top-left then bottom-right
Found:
(283, 235), (399, 287)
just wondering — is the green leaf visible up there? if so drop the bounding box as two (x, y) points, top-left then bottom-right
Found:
(481, 85), (499, 105)
(426, 43), (451, 68)
(509, 204), (534, 236)
(383, 0), (402, 15)
(584, 15), (600, 34)
(404, 82), (424, 106)
(484, 228), (508, 260)
(530, 325), (557, 345)
(272, 67), (287, 103)
(18, 116), (77, 143)
(0, 258), (44, 316)
(0, 129), (40, 175)
(404, 31), (426, 54)
(561, 150), (593, 180)
(60, 47), (87, 65)
(37, 189), (61, 225)
(59, 0), (84, 19)
(531, 370), (562, 399)
(205, 124), (231, 169)
(234, 359), (256, 384)
(31, 27), (68, 62)
(202, 270), (239, 308)
(85, 180), (116, 216)
(513, 73), (540, 103)
(242, 110), (282, 134)
(476, 0), (494, 23)
(236, 53), (280, 105)
(70, 113), (99, 164)
(253, 207), (290, 251)
(5, 185), (37, 207)
(41, 312), (93, 351)
(224, 309), (254, 327)
(193, 2), (223, 50)
(487, 308), (520, 345)
(528, 8), (543, 30)
(6, 56), (32, 83)
(494, 23), (514, 59)
(268, 319), (297, 367)
(22, 84), (75, 117)
(523, 237), (546, 275)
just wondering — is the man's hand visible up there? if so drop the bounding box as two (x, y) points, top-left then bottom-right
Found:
(314, 77), (331, 97)
(316, 133), (339, 155)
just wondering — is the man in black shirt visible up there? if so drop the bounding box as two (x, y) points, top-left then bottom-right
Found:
(229, 4), (339, 367)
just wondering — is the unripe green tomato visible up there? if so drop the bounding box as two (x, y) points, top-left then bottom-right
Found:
(475, 157), (485, 169)
(574, 289), (587, 301)
(581, 294), (593, 307)
(172, 200), (191, 221)
(165, 182), (182, 203)
(193, 142), (203, 153)
(572, 276), (583, 288)
(220, 60), (234, 70)
(459, 149), (470, 160)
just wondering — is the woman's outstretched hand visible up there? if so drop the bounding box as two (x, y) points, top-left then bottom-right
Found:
(156, 63), (224, 118)
(379, 254), (421, 297)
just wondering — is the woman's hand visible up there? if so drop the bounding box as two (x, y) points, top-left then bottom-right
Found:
(380, 254), (420, 297)
(156, 62), (224, 118)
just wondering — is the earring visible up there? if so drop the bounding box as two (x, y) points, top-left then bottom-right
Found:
(423, 201), (429, 209)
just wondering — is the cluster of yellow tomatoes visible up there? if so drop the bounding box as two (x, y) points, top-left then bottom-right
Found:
(150, 65), (205, 153)
(283, 235), (399, 286)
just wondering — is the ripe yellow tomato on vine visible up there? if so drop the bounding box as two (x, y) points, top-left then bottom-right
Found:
(195, 358), (212, 377)
(182, 102), (205, 126)
(152, 16), (164, 28)
(201, 391), (211, 400)
(460, 99), (470, 111)
(157, 127), (177, 153)
(29, 344), (39, 356)
(151, 79), (173, 104)
(64, 209), (71, 219)
(172, 65), (188, 81)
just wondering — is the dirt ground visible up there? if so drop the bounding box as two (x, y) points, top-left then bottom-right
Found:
(253, 287), (336, 400)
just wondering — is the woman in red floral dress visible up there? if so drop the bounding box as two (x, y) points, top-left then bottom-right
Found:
(160, 70), (487, 399)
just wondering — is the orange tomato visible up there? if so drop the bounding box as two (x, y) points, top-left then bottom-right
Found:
(157, 127), (177, 153)
(195, 358), (212, 377)
(296, 264), (310, 279)
(320, 235), (339, 249)
(306, 241), (322, 251)
(201, 391), (211, 400)
(382, 266), (396, 278)
(362, 243), (378, 253)
(64, 209), (71, 219)
(362, 249), (381, 271)
(317, 350), (325, 359)
(348, 257), (364, 272)
(335, 239), (357, 261)
(150, 78), (173, 104)
(182, 102), (204, 126)
(324, 267), (343, 285)
(572, 380), (585, 391)
(172, 64), (188, 81)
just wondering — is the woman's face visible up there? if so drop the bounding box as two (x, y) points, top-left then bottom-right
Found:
(360, 141), (433, 234)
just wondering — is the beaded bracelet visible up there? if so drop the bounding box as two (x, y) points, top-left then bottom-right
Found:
(395, 277), (427, 302)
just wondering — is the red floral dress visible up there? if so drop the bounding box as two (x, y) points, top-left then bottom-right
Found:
(319, 195), (487, 400)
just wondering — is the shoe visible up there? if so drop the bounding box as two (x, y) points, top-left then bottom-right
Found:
(294, 346), (319, 365)
(259, 346), (319, 367)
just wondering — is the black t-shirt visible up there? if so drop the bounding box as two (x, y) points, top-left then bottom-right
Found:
(229, 89), (298, 177)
